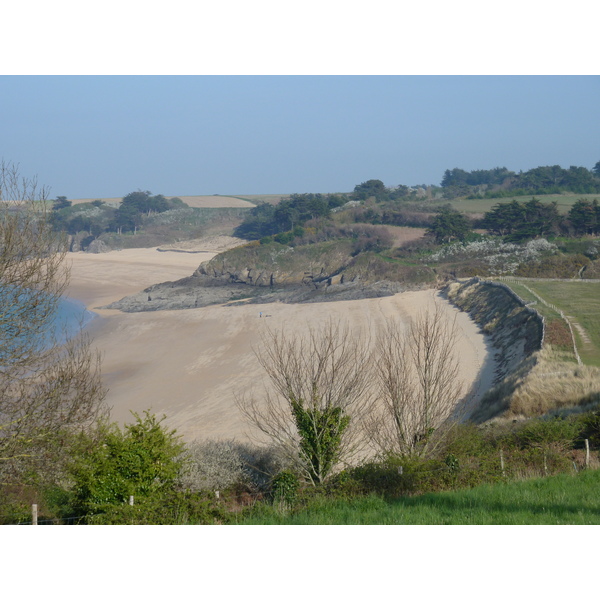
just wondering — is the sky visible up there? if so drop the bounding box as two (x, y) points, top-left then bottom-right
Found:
(2, 75), (599, 199)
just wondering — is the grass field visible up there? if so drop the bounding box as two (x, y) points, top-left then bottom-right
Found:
(67, 195), (256, 208)
(235, 469), (600, 524)
(232, 194), (289, 205)
(449, 194), (600, 215)
(501, 279), (600, 367)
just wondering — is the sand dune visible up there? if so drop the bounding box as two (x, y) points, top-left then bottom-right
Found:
(67, 247), (495, 443)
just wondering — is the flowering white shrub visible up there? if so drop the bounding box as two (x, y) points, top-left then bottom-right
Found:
(177, 440), (292, 492)
(148, 208), (196, 225)
(585, 241), (599, 258)
(178, 440), (248, 492)
(78, 206), (104, 218)
(427, 237), (558, 275)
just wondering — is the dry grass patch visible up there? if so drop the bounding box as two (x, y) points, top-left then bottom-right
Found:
(174, 196), (256, 208)
(476, 347), (600, 421)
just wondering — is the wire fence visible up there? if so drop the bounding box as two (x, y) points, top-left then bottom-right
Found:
(497, 277), (583, 365)
(2, 443), (596, 524)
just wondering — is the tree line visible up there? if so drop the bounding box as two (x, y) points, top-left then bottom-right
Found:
(49, 190), (186, 237)
(233, 192), (348, 240)
(428, 197), (600, 244)
(442, 162), (600, 199)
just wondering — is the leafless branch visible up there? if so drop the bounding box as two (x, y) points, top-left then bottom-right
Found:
(238, 319), (375, 484)
(0, 161), (107, 477)
(368, 302), (465, 457)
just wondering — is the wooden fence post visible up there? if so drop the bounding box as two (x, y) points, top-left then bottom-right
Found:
(32, 504), (38, 525)
(585, 439), (590, 468)
(500, 449), (505, 477)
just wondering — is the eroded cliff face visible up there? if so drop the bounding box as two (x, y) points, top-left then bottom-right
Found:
(445, 278), (547, 422)
(194, 259), (361, 289)
(445, 278), (544, 382)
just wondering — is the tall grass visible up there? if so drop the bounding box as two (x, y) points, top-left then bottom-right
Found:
(475, 347), (600, 421)
(235, 469), (600, 525)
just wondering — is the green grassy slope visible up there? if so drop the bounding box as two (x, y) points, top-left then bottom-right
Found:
(235, 469), (600, 525)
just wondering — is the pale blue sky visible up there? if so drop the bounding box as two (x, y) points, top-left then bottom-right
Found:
(2, 75), (599, 199)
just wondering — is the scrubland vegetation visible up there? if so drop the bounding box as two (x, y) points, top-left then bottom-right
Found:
(5, 410), (600, 525)
(49, 191), (250, 251)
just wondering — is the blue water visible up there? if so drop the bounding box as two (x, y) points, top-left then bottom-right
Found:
(49, 297), (97, 345)
(1, 289), (97, 362)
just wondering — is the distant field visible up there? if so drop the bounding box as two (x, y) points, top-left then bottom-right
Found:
(449, 194), (600, 215)
(383, 225), (427, 247)
(172, 196), (255, 208)
(68, 197), (122, 207)
(502, 279), (600, 367)
(68, 195), (255, 209)
(233, 194), (289, 205)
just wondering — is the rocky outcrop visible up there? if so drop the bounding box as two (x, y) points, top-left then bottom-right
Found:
(68, 232), (91, 252)
(86, 239), (111, 253)
(193, 259), (367, 290)
(104, 266), (406, 312)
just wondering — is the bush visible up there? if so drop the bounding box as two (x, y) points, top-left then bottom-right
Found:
(84, 490), (233, 525)
(271, 470), (300, 505)
(515, 253), (590, 278)
(68, 411), (185, 516)
(178, 440), (293, 494)
(510, 417), (579, 449)
(576, 411), (600, 449)
(178, 440), (249, 492)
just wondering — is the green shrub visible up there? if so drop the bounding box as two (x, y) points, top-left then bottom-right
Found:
(271, 470), (300, 506)
(84, 490), (233, 525)
(577, 411), (600, 449)
(68, 411), (185, 516)
(510, 417), (579, 449)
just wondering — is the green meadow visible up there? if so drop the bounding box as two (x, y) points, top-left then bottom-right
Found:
(502, 279), (600, 367)
(235, 469), (600, 525)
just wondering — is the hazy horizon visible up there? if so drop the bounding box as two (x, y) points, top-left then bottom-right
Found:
(2, 76), (599, 200)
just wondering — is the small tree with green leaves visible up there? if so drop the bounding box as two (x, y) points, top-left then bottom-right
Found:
(52, 195), (71, 210)
(238, 321), (375, 485)
(428, 207), (472, 244)
(291, 400), (350, 485)
(68, 411), (185, 516)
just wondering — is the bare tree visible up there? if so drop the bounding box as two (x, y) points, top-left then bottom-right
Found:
(0, 161), (107, 475)
(0, 161), (69, 370)
(369, 303), (465, 457)
(238, 320), (375, 485)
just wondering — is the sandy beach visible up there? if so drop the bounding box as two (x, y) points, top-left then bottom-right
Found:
(67, 246), (496, 443)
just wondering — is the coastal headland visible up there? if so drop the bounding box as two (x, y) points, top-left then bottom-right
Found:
(66, 242), (497, 443)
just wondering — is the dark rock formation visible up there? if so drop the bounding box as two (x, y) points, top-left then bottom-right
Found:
(104, 266), (406, 312)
